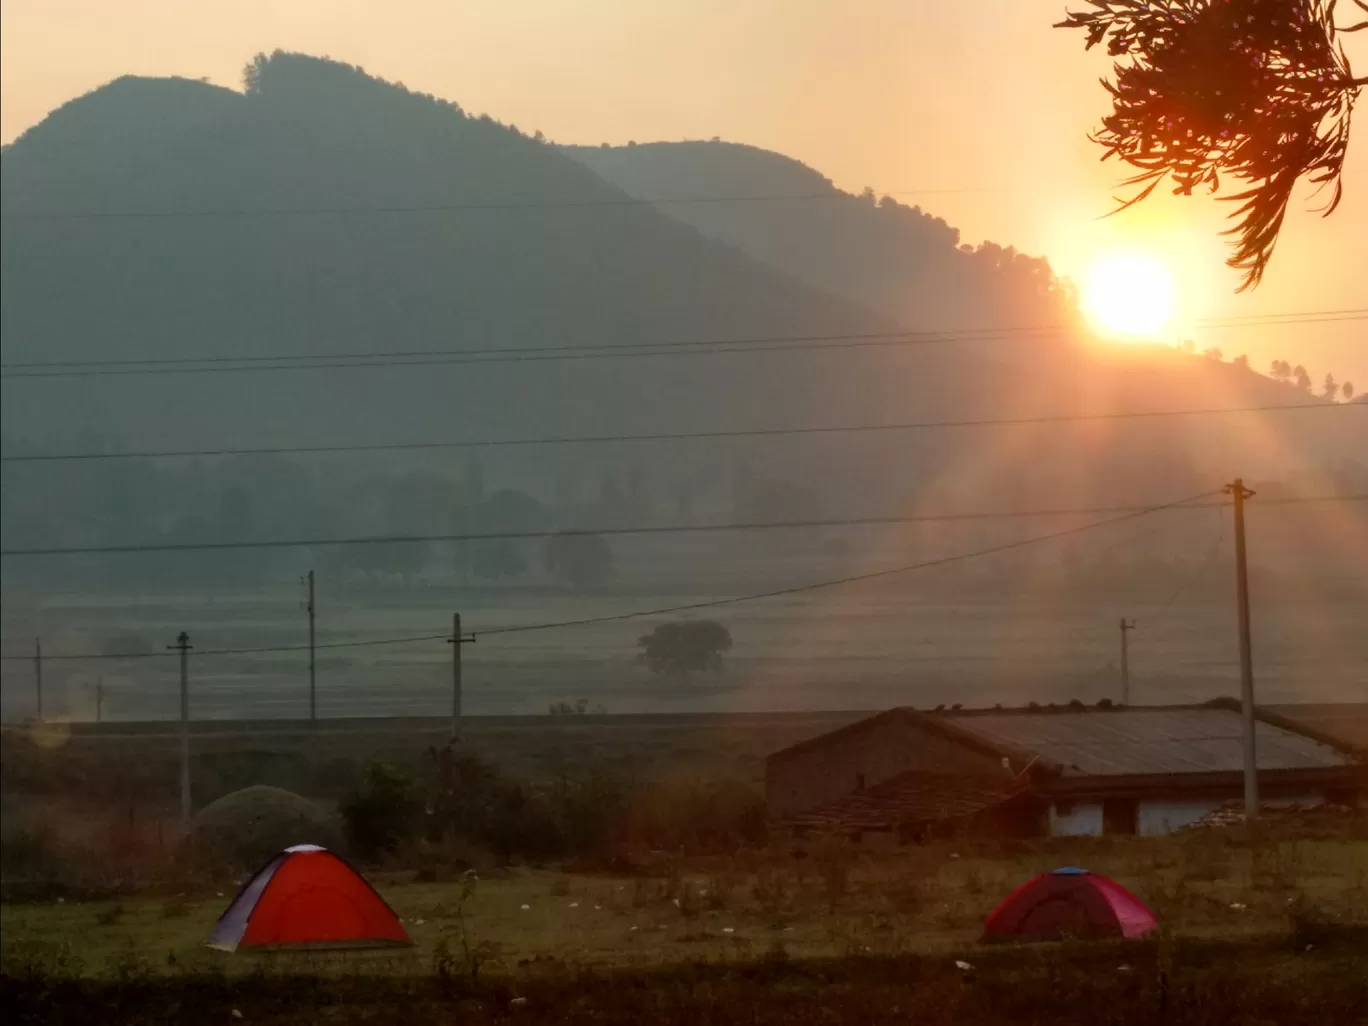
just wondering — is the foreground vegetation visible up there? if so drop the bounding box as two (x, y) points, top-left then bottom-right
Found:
(5, 935), (1366, 1026)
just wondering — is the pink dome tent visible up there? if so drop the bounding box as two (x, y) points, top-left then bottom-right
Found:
(983, 867), (1157, 942)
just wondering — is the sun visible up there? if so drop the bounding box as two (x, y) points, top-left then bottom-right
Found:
(1083, 252), (1176, 340)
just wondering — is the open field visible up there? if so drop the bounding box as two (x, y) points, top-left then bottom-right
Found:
(4, 829), (1367, 1024)
(5, 828), (1367, 975)
(5, 570), (1367, 726)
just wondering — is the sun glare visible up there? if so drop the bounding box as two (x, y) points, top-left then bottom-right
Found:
(1083, 252), (1176, 340)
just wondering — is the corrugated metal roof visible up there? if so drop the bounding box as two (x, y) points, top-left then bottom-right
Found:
(943, 708), (1352, 777)
(1265, 704), (1368, 753)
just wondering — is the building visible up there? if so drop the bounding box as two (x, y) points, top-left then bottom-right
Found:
(1264, 704), (1368, 755)
(766, 700), (1365, 839)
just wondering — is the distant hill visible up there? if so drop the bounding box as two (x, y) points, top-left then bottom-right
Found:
(1, 54), (1361, 574)
(566, 140), (1362, 472)
(565, 141), (1078, 333)
(2, 53), (947, 455)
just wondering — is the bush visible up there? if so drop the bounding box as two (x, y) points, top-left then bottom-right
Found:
(340, 763), (420, 861)
(187, 786), (344, 871)
(622, 778), (766, 854)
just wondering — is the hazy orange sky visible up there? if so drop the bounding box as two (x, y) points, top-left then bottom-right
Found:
(3, 0), (1364, 383)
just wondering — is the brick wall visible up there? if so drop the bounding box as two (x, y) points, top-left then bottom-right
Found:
(765, 713), (1002, 818)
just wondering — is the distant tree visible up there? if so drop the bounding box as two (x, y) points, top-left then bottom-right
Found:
(1057, 1), (1366, 289)
(1232, 354), (1249, 370)
(1323, 373), (1338, 399)
(638, 621), (733, 678)
(331, 541), (431, 581)
(1202, 346), (1223, 361)
(543, 532), (614, 589)
(1294, 365), (1313, 391)
(1344, 381), (1357, 401)
(471, 539), (525, 581)
(548, 698), (607, 716)
(1178, 339), (1196, 354)
(1270, 359), (1292, 382)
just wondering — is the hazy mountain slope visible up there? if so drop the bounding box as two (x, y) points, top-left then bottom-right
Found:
(1, 54), (1359, 574)
(3, 53), (959, 457)
(566, 140), (1363, 471)
(566, 141), (1078, 334)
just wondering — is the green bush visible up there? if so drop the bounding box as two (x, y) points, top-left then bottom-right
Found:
(340, 762), (421, 861)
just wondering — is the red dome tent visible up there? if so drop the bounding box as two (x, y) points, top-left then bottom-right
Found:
(207, 845), (412, 952)
(983, 867), (1157, 942)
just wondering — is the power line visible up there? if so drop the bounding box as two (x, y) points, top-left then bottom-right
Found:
(0, 190), (1049, 223)
(3, 493), (1360, 559)
(8, 308), (1360, 374)
(0, 488), (1224, 661)
(5, 171), (1368, 222)
(1141, 516), (1230, 633)
(3, 310), (1365, 380)
(0, 186), (1265, 223)
(0, 324), (1036, 371)
(0, 632), (454, 664)
(3, 400), (1357, 465)
(5, 307), (1360, 371)
(455, 491), (1233, 637)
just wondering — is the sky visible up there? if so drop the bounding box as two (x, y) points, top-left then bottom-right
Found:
(3, 0), (1365, 383)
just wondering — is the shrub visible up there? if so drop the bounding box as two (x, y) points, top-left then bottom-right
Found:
(340, 763), (420, 861)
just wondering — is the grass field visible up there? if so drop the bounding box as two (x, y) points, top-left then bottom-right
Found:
(5, 827), (1366, 976)
(4, 828), (1367, 1024)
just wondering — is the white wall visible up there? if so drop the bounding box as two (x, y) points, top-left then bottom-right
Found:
(1048, 802), (1102, 837)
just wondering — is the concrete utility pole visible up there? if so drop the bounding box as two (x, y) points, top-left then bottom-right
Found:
(1226, 478), (1259, 819)
(446, 613), (474, 740)
(169, 631), (193, 825)
(34, 638), (43, 722)
(306, 570), (317, 723)
(1119, 619), (1136, 705)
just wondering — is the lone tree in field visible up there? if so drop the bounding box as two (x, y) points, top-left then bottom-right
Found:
(638, 620), (733, 678)
(1057, 0), (1367, 289)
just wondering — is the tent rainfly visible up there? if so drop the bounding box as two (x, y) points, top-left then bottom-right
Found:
(983, 866), (1157, 942)
(207, 844), (412, 952)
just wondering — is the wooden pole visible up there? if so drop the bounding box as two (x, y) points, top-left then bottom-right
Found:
(1226, 479), (1259, 818)
(169, 632), (193, 825)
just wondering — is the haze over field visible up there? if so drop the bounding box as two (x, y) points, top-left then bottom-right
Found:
(2, 43), (1365, 718)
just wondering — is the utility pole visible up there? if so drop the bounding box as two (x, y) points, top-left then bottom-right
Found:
(96, 676), (103, 724)
(34, 638), (43, 722)
(1226, 478), (1259, 819)
(1119, 619), (1135, 705)
(169, 631), (193, 825)
(306, 570), (317, 723)
(446, 613), (475, 740)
